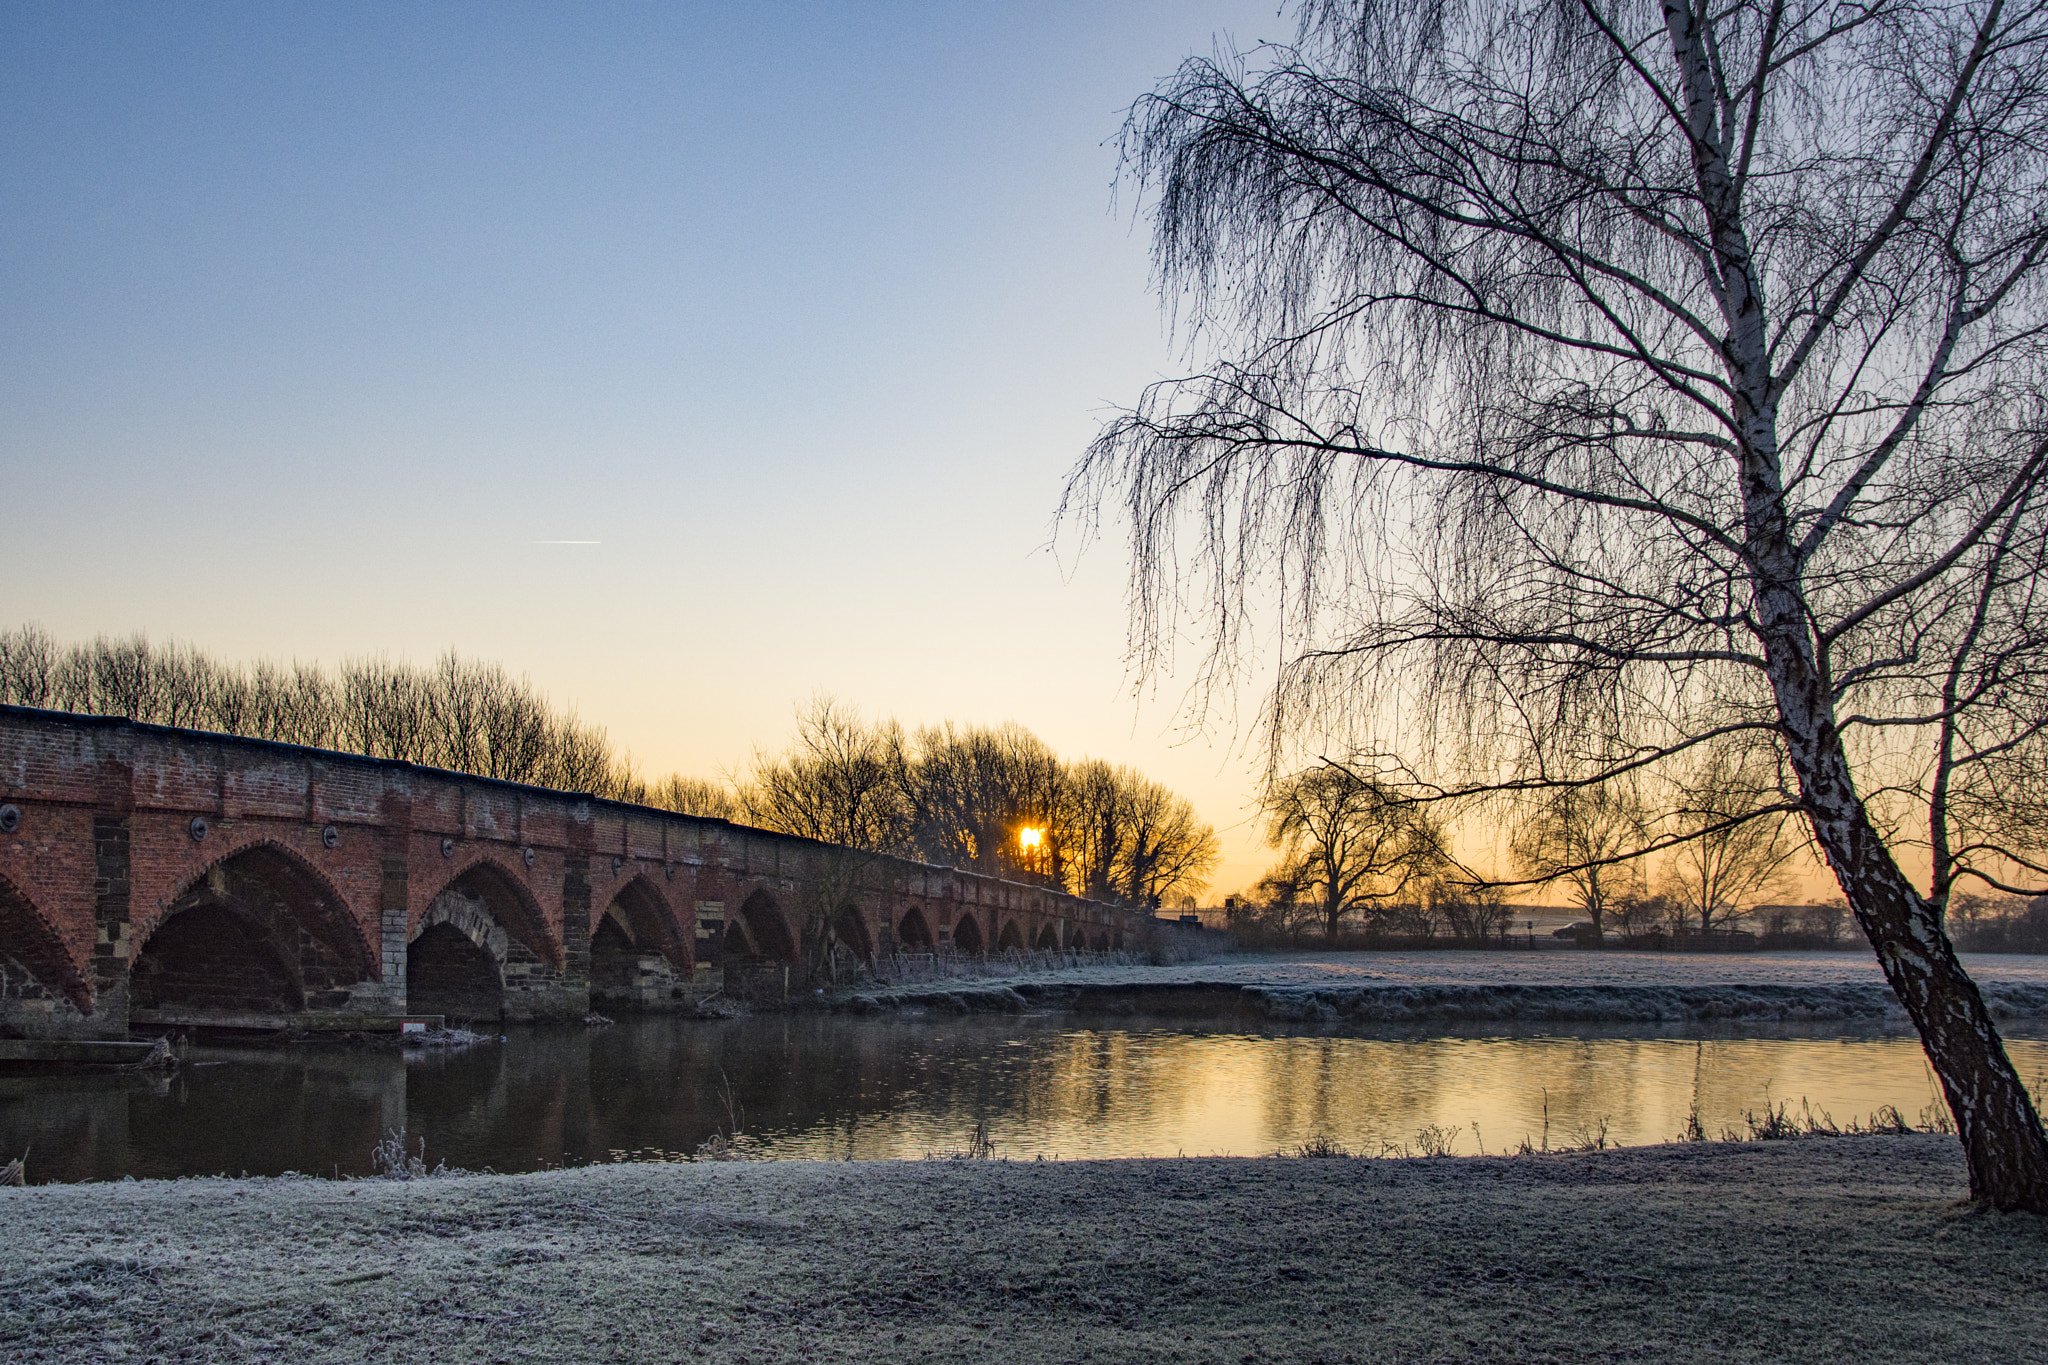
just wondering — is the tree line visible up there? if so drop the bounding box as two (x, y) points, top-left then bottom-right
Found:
(1232, 741), (1814, 947)
(728, 697), (1217, 907)
(0, 625), (634, 798)
(0, 627), (1215, 907)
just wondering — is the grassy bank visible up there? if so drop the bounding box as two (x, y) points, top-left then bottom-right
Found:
(3, 1136), (2042, 1363)
(835, 949), (2048, 1025)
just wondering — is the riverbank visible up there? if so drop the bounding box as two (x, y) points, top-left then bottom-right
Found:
(3, 1135), (2041, 1364)
(840, 949), (2048, 1024)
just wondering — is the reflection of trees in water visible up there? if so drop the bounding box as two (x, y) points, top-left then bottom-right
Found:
(0, 1052), (401, 1183)
(8, 1024), (2046, 1179)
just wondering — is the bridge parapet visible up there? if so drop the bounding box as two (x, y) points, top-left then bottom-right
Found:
(0, 707), (1137, 1038)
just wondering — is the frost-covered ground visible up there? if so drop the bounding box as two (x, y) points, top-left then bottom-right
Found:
(899, 947), (2048, 990)
(3, 1136), (2042, 1364)
(842, 950), (2048, 1024)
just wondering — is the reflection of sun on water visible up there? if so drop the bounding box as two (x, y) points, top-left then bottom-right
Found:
(770, 1029), (2048, 1162)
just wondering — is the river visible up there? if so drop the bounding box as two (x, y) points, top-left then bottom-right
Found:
(6, 1013), (2044, 1181)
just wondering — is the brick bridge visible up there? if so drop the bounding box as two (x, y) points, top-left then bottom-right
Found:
(0, 707), (1137, 1039)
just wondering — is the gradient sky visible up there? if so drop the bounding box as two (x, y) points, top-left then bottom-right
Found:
(0, 1), (1335, 894)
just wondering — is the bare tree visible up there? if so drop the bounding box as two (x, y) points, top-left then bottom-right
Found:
(1264, 764), (1447, 941)
(734, 699), (913, 984)
(640, 774), (742, 821)
(1511, 784), (1649, 937)
(1069, 0), (2048, 1206)
(1657, 743), (1799, 933)
(1063, 758), (1130, 901)
(1424, 876), (1514, 942)
(1064, 758), (1221, 906)
(895, 721), (1067, 881)
(1114, 776), (1223, 906)
(0, 626), (661, 803)
(739, 697), (908, 853)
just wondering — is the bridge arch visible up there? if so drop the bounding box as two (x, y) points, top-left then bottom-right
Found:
(997, 918), (1025, 952)
(410, 859), (558, 1022)
(0, 871), (91, 1021)
(833, 906), (875, 964)
(591, 876), (692, 1008)
(1034, 923), (1059, 951)
(951, 912), (984, 955)
(725, 888), (797, 964)
(897, 905), (934, 949)
(416, 857), (558, 967)
(134, 842), (376, 1022)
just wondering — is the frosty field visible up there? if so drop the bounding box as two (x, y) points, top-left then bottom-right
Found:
(847, 949), (2048, 1025)
(3, 1136), (2042, 1364)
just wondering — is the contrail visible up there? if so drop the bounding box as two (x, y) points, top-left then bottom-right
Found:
(532, 540), (601, 545)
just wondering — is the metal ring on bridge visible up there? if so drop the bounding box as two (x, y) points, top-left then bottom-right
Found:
(0, 804), (19, 834)
(441, 837), (455, 858)
(322, 824), (339, 849)
(188, 817), (209, 842)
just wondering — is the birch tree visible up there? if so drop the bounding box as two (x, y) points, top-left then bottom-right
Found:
(1069, 0), (2048, 1207)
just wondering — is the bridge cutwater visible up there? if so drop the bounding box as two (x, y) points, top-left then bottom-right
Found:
(0, 706), (1136, 1039)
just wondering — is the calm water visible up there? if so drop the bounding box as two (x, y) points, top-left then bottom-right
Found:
(5, 1015), (2044, 1182)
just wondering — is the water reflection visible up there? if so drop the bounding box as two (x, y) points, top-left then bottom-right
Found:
(4, 1015), (2043, 1181)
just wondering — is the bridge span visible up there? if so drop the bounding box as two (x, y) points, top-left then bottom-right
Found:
(0, 706), (1136, 1039)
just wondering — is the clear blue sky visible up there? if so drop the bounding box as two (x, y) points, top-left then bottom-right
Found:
(0, 1), (1301, 891)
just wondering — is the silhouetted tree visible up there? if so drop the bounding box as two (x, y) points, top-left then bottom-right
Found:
(1264, 764), (1447, 941)
(638, 774), (742, 821)
(1657, 743), (1798, 934)
(739, 697), (909, 852)
(895, 721), (1066, 880)
(1064, 758), (1220, 906)
(1511, 784), (1648, 938)
(0, 626), (639, 799)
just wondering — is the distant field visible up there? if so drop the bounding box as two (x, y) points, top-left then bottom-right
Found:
(844, 949), (2048, 1026)
(1105, 947), (2048, 989)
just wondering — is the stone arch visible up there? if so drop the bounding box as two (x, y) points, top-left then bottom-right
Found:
(604, 877), (691, 971)
(590, 877), (692, 1008)
(133, 842), (377, 1021)
(418, 857), (558, 969)
(1034, 923), (1060, 951)
(951, 912), (984, 954)
(1091, 930), (1109, 951)
(728, 888), (797, 964)
(411, 861), (563, 1022)
(408, 921), (503, 1022)
(997, 918), (1025, 952)
(0, 871), (91, 1021)
(897, 905), (934, 949)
